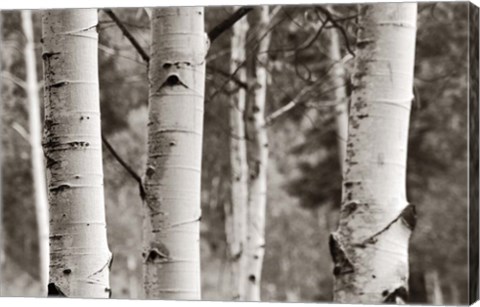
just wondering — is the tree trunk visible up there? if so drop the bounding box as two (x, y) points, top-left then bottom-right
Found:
(143, 7), (208, 300)
(328, 26), (349, 173)
(425, 270), (444, 305)
(21, 10), (49, 295)
(245, 6), (271, 301)
(330, 3), (417, 304)
(42, 9), (112, 298)
(225, 6), (249, 301)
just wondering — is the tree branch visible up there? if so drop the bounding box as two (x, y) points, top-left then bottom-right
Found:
(208, 7), (254, 43)
(103, 9), (150, 63)
(265, 81), (316, 125)
(265, 52), (352, 125)
(11, 122), (30, 143)
(2, 71), (27, 89)
(316, 7), (355, 57)
(101, 135), (146, 200)
(207, 65), (248, 89)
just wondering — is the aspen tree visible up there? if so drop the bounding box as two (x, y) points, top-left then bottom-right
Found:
(328, 27), (349, 172)
(245, 6), (271, 301)
(42, 9), (112, 298)
(224, 7), (249, 300)
(143, 7), (208, 300)
(330, 3), (418, 304)
(21, 10), (49, 295)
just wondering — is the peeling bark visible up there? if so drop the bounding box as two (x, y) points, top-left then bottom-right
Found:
(143, 7), (208, 300)
(331, 4), (417, 304)
(245, 6), (271, 302)
(225, 6), (249, 301)
(21, 10), (49, 295)
(42, 9), (111, 298)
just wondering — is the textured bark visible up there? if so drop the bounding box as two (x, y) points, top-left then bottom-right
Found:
(331, 4), (417, 304)
(143, 7), (208, 300)
(245, 6), (271, 301)
(328, 27), (349, 172)
(21, 10), (49, 295)
(225, 6), (249, 301)
(42, 9), (112, 298)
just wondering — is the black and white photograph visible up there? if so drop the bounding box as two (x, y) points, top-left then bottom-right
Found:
(0, 1), (478, 305)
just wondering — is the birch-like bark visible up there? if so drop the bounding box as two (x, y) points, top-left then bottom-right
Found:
(331, 4), (417, 304)
(21, 10), (49, 295)
(143, 7), (208, 300)
(225, 7), (249, 300)
(42, 9), (111, 298)
(328, 27), (349, 172)
(245, 6), (271, 301)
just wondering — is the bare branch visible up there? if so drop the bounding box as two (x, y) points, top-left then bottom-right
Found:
(265, 53), (352, 125)
(11, 122), (30, 143)
(2, 71), (27, 89)
(265, 81), (317, 125)
(101, 135), (146, 200)
(208, 7), (254, 43)
(207, 65), (248, 89)
(316, 7), (355, 57)
(103, 9), (150, 63)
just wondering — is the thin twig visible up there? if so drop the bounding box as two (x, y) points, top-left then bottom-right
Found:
(103, 9), (150, 63)
(2, 71), (27, 89)
(265, 54), (352, 125)
(265, 81), (319, 125)
(11, 122), (30, 143)
(316, 7), (355, 57)
(207, 65), (248, 89)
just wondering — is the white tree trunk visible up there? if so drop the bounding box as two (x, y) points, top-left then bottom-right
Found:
(42, 9), (111, 298)
(245, 6), (271, 301)
(331, 3), (417, 304)
(328, 27), (349, 172)
(225, 6), (249, 301)
(144, 7), (208, 300)
(21, 10), (49, 295)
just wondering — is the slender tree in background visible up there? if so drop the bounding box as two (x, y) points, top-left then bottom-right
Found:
(328, 27), (349, 172)
(425, 270), (444, 305)
(330, 3), (418, 303)
(42, 9), (111, 298)
(245, 5), (271, 301)
(225, 7), (249, 301)
(21, 10), (49, 295)
(143, 7), (208, 299)
(314, 18), (352, 235)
